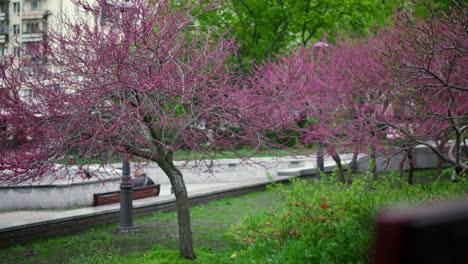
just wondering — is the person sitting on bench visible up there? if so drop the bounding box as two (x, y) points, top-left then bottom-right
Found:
(132, 169), (155, 187)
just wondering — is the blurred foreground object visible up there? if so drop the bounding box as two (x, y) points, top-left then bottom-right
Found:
(374, 201), (468, 264)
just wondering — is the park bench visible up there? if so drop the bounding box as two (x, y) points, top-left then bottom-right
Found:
(92, 184), (161, 206)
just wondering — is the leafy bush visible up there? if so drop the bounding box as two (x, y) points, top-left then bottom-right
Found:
(229, 173), (468, 264)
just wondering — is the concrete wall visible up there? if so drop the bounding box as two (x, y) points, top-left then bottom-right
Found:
(143, 158), (301, 185)
(0, 157), (308, 209)
(0, 179), (120, 210)
(356, 145), (456, 173)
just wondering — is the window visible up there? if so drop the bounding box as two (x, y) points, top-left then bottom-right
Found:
(100, 11), (108, 26)
(31, 0), (41, 10)
(13, 47), (20, 57)
(24, 0), (42, 11)
(24, 22), (40, 33)
(20, 88), (34, 99)
(13, 24), (20, 35)
(13, 2), (20, 14)
(0, 44), (6, 56)
(0, 22), (6, 34)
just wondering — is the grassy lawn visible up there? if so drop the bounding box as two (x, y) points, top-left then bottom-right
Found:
(1, 169), (466, 263)
(172, 147), (312, 161)
(0, 187), (283, 264)
(64, 147), (314, 165)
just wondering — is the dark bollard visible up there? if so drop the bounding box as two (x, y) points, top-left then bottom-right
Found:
(118, 160), (136, 233)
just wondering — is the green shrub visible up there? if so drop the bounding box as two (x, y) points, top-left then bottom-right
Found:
(229, 174), (468, 264)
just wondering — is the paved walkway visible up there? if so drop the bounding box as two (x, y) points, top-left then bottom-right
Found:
(0, 155), (355, 234)
(0, 180), (275, 231)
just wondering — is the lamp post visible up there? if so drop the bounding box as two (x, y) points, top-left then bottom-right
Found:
(313, 42), (329, 175)
(118, 159), (136, 232)
(114, 1), (136, 233)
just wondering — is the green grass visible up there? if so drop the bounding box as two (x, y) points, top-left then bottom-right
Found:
(352, 168), (453, 185)
(60, 147), (313, 165)
(1, 169), (466, 264)
(0, 187), (283, 264)
(172, 147), (312, 161)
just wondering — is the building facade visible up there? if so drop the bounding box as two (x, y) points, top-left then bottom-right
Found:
(0, 0), (79, 97)
(0, 0), (82, 55)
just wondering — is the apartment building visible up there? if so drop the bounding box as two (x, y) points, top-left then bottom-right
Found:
(0, 0), (80, 98)
(0, 0), (79, 57)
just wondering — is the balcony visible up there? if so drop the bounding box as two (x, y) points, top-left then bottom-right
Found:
(22, 33), (42, 42)
(0, 34), (7, 43)
(0, 12), (6, 21)
(22, 9), (49, 20)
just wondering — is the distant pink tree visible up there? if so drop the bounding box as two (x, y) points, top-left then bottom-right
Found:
(310, 35), (393, 182)
(247, 2), (466, 184)
(377, 5), (467, 177)
(244, 48), (317, 147)
(0, 0), (268, 259)
(319, 8), (467, 183)
(248, 37), (392, 183)
(313, 3), (467, 183)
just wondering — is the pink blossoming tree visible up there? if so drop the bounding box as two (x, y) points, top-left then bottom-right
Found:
(377, 4), (467, 178)
(247, 2), (466, 183)
(248, 38), (391, 183)
(0, 0), (272, 259)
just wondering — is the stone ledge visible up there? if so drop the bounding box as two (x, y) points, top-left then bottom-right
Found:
(277, 164), (335, 177)
(0, 178), (121, 189)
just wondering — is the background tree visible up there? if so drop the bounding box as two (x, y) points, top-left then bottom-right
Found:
(200, 0), (405, 64)
(377, 1), (467, 176)
(245, 0), (467, 184)
(312, 36), (391, 183)
(248, 35), (393, 183)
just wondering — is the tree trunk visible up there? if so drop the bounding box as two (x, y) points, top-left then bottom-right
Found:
(450, 133), (461, 182)
(399, 150), (407, 181)
(101, 150), (109, 163)
(452, 166), (463, 182)
(436, 156), (444, 177)
(346, 152), (359, 184)
(157, 158), (196, 260)
(370, 146), (378, 181)
(331, 154), (345, 183)
(435, 139), (448, 177)
(316, 142), (324, 173)
(407, 149), (415, 185)
(447, 126), (468, 172)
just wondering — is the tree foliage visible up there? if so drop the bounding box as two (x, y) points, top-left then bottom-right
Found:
(248, 0), (467, 182)
(378, 1), (467, 173)
(200, 0), (404, 63)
